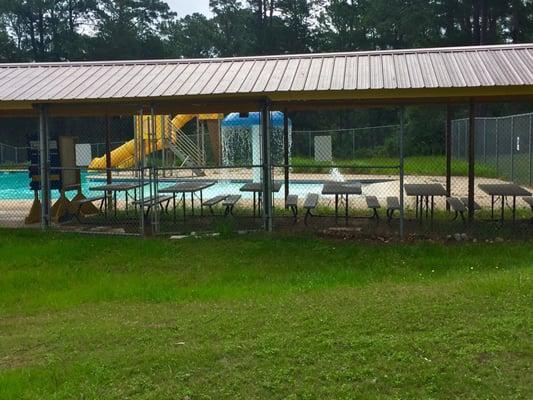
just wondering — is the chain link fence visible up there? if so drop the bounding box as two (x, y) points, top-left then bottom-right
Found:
(0, 109), (531, 236)
(452, 112), (533, 186)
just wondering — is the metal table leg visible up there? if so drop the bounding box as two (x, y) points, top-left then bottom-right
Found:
(500, 195), (505, 225)
(335, 194), (339, 224)
(345, 194), (349, 224)
(200, 190), (204, 216)
(125, 190), (129, 215)
(512, 196), (516, 223)
(191, 192), (195, 216)
(173, 193), (176, 222)
(253, 192), (256, 217)
(430, 196), (435, 227)
(182, 193), (186, 221)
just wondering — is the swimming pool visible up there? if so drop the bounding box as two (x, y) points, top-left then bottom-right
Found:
(0, 171), (335, 201)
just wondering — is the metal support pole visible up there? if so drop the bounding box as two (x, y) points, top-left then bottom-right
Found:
(39, 105), (50, 230)
(139, 107), (145, 236)
(261, 101), (273, 232)
(483, 119), (487, 164)
(196, 116), (201, 164)
(468, 100), (476, 222)
(150, 106), (159, 234)
(160, 115), (166, 177)
(445, 105), (452, 211)
(464, 120), (470, 160)
(529, 114), (533, 186)
(494, 118), (500, 175)
(283, 109), (289, 202)
(105, 115), (113, 212)
(399, 107), (405, 240)
(105, 115), (112, 184)
(308, 131), (312, 158)
(510, 116), (515, 182)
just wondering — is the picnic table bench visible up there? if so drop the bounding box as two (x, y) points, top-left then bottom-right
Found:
(303, 193), (319, 225)
(71, 196), (107, 221)
(386, 197), (400, 223)
(133, 195), (173, 217)
(446, 197), (467, 222)
(365, 195), (380, 221)
(285, 195), (299, 223)
(222, 195), (241, 216)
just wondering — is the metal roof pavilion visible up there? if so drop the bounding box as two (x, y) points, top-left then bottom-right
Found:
(0, 43), (532, 116)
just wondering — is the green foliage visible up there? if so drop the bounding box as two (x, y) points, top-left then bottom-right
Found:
(290, 155), (499, 177)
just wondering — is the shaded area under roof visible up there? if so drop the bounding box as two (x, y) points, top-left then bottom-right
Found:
(0, 43), (533, 117)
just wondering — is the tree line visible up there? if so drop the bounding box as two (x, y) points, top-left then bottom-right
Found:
(1, 0), (531, 62)
(0, 1), (532, 155)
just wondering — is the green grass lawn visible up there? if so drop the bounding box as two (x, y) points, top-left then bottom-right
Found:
(291, 155), (500, 178)
(0, 230), (532, 399)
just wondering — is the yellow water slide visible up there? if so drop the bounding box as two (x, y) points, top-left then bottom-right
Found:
(88, 114), (197, 169)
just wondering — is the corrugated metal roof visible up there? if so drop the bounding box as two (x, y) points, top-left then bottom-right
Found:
(0, 43), (532, 107)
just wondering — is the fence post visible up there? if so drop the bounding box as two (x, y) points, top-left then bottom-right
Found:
(352, 129), (355, 159)
(464, 119), (468, 159)
(139, 107), (145, 237)
(445, 105), (452, 211)
(283, 109), (289, 202)
(468, 100), (476, 222)
(529, 114), (533, 186)
(494, 118), (500, 175)
(483, 119), (487, 164)
(511, 116), (515, 182)
(308, 131), (312, 159)
(399, 107), (405, 241)
(262, 101), (273, 232)
(39, 105), (51, 230)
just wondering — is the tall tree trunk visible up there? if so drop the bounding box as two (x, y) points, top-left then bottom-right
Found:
(473, 0), (481, 44)
(480, 0), (487, 44)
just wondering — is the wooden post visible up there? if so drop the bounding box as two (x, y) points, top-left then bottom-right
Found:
(468, 100), (476, 222)
(445, 105), (452, 210)
(283, 109), (289, 202)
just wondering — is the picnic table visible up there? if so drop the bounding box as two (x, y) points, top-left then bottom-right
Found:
(404, 183), (447, 223)
(322, 181), (362, 224)
(89, 182), (144, 217)
(478, 183), (531, 224)
(240, 182), (282, 217)
(158, 181), (216, 220)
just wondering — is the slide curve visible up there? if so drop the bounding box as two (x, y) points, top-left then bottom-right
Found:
(88, 114), (195, 169)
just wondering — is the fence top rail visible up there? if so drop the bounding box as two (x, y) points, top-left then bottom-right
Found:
(452, 111), (533, 123)
(292, 124), (401, 134)
(0, 143), (26, 150)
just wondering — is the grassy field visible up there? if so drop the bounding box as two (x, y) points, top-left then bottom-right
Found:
(0, 230), (532, 399)
(291, 155), (500, 178)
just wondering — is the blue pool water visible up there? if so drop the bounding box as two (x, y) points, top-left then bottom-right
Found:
(0, 171), (328, 201)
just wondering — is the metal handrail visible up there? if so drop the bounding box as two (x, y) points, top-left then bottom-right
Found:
(164, 117), (203, 165)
